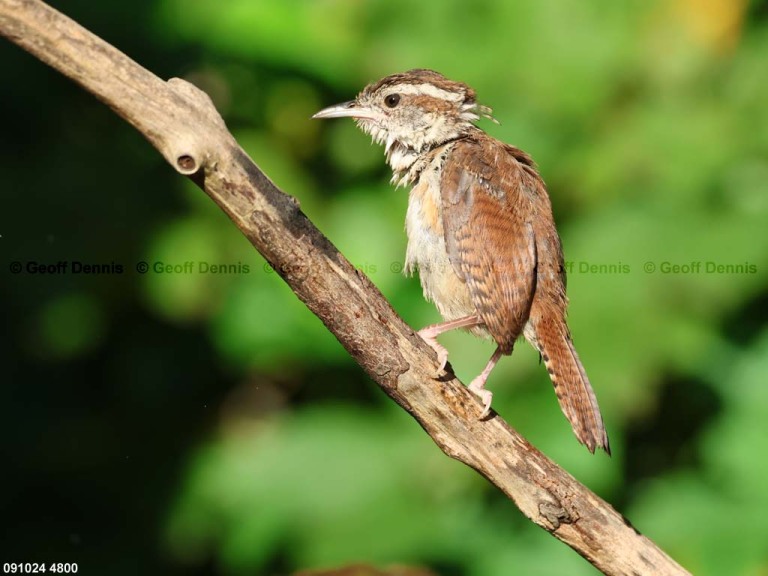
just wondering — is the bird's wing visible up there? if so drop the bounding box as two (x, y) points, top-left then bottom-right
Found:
(440, 139), (540, 352)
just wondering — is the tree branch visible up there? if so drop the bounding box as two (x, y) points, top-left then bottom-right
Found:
(0, 1), (690, 574)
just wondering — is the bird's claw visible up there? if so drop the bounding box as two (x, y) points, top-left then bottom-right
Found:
(418, 329), (450, 374)
(469, 377), (493, 419)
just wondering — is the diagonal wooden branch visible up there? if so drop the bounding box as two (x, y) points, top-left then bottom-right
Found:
(0, 1), (690, 575)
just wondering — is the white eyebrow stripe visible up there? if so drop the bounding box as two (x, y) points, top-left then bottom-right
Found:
(393, 83), (465, 102)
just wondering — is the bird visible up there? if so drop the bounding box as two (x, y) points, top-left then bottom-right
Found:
(313, 69), (609, 454)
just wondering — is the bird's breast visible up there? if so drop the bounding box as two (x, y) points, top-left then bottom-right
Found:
(404, 161), (476, 323)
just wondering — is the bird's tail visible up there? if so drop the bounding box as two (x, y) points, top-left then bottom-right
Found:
(535, 318), (610, 454)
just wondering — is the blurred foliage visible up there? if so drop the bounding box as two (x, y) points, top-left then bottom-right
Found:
(1, 0), (767, 574)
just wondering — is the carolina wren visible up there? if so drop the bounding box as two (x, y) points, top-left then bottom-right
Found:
(314, 69), (609, 453)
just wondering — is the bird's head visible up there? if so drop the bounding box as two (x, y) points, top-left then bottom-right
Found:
(313, 69), (495, 158)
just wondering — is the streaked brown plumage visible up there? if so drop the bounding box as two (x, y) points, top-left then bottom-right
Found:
(314, 69), (609, 454)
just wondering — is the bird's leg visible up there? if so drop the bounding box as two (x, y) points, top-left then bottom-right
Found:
(418, 314), (483, 372)
(469, 346), (505, 418)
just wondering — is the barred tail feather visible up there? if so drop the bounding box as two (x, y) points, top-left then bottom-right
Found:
(537, 320), (610, 454)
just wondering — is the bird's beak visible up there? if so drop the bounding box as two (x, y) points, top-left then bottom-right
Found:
(312, 101), (377, 121)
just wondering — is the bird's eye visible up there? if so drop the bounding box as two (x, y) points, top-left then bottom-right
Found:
(384, 93), (401, 108)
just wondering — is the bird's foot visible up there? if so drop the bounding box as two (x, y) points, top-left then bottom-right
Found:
(468, 375), (494, 419)
(417, 328), (450, 373)
(467, 346), (503, 419)
(416, 316), (484, 375)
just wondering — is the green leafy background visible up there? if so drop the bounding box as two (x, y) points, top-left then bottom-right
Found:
(1, 1), (767, 574)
